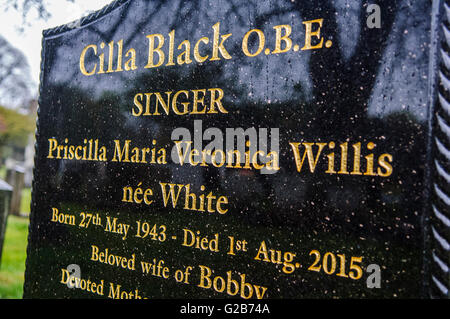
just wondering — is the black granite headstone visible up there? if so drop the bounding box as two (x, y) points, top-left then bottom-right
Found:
(23, 0), (450, 299)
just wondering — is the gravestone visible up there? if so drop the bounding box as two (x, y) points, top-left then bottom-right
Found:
(0, 179), (13, 267)
(23, 0), (450, 300)
(6, 165), (25, 216)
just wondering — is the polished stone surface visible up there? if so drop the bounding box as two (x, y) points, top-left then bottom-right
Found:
(24, 0), (434, 298)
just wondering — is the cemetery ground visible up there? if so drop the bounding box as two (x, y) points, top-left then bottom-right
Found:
(0, 189), (30, 298)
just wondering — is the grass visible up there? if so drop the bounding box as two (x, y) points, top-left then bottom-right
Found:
(0, 187), (31, 299)
(20, 188), (31, 216)
(0, 215), (29, 298)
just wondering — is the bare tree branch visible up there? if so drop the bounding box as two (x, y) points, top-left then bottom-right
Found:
(1, 0), (74, 30)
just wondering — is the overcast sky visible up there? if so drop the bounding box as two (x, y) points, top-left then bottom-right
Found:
(0, 0), (112, 87)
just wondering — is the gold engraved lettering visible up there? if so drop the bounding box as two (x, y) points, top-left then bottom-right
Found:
(108, 282), (144, 299)
(60, 269), (105, 296)
(242, 29), (265, 57)
(47, 138), (107, 162)
(124, 48), (137, 71)
(122, 182), (154, 205)
(377, 153), (393, 177)
(51, 207), (76, 225)
(90, 245), (136, 270)
(351, 142), (362, 175)
(272, 25), (292, 54)
(254, 241), (297, 274)
(79, 19), (331, 76)
(145, 33), (165, 68)
(159, 182), (229, 214)
(289, 140), (393, 177)
(166, 30), (176, 66)
(79, 40), (137, 76)
(132, 87), (228, 116)
(182, 228), (219, 252)
(338, 142), (349, 174)
(289, 142), (326, 173)
(177, 40), (193, 65)
(197, 265), (268, 299)
(143, 22), (232, 69)
(194, 37), (209, 62)
(104, 216), (130, 240)
(79, 44), (97, 76)
(140, 258), (170, 278)
(174, 141), (279, 172)
(111, 140), (166, 164)
(302, 18), (324, 50)
(210, 22), (232, 61)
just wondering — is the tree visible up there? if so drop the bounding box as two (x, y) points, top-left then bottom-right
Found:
(2, 0), (74, 24)
(0, 105), (34, 146)
(0, 35), (35, 110)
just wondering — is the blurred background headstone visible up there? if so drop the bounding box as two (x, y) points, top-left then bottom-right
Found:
(5, 163), (24, 216)
(0, 178), (12, 268)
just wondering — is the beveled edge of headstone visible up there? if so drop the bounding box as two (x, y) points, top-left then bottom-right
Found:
(42, 0), (130, 38)
(429, 0), (450, 299)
